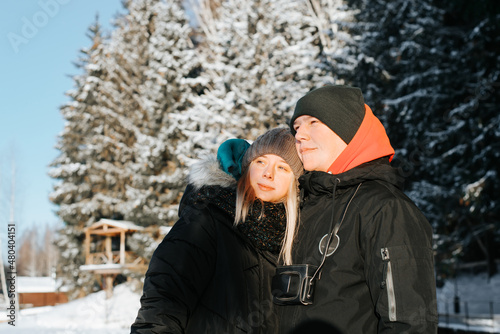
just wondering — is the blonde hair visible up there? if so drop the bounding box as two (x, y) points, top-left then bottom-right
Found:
(234, 166), (299, 265)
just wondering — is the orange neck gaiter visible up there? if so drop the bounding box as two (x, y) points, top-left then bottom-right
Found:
(327, 104), (395, 174)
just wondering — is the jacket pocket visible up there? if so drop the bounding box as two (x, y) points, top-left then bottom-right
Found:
(380, 247), (397, 321)
(377, 245), (437, 324)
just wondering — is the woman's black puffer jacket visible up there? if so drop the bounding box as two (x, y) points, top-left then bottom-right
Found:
(131, 156), (280, 334)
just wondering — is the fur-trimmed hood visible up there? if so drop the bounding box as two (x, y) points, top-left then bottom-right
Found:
(187, 154), (237, 190)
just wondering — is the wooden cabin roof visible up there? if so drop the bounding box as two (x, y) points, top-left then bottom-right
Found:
(85, 219), (144, 235)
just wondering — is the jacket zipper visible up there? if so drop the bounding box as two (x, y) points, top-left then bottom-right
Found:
(381, 247), (397, 321)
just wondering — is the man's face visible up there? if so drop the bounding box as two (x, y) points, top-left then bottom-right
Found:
(293, 115), (347, 172)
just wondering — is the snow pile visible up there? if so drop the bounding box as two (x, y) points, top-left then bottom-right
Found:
(0, 283), (142, 334)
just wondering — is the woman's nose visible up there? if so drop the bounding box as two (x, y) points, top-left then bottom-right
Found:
(263, 167), (274, 179)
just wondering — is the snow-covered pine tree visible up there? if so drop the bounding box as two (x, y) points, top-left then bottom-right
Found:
(347, 0), (500, 274)
(188, 0), (330, 143)
(425, 0), (500, 276)
(49, 0), (203, 294)
(49, 19), (129, 296)
(106, 0), (202, 226)
(49, 19), (120, 228)
(51, 0), (201, 228)
(303, 0), (359, 87)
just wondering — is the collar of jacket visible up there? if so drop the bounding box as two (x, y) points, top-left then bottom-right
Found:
(178, 154), (237, 216)
(188, 154), (237, 189)
(299, 157), (403, 197)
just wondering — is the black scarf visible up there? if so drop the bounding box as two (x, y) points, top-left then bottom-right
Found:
(187, 185), (286, 254)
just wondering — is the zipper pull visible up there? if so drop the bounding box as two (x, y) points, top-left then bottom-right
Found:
(381, 247), (390, 261)
(380, 248), (390, 289)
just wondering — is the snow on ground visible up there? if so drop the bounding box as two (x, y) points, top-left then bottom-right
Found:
(0, 271), (499, 333)
(437, 270), (500, 315)
(437, 270), (500, 333)
(0, 282), (142, 334)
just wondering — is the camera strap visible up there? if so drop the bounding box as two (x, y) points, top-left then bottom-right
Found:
(306, 181), (363, 296)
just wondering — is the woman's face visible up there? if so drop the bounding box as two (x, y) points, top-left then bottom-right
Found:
(249, 154), (294, 203)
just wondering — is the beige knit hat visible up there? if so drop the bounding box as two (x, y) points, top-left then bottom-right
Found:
(241, 128), (303, 179)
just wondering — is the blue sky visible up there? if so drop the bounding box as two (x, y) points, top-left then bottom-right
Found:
(0, 0), (123, 239)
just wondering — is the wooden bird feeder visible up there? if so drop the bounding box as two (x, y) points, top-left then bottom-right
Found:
(80, 219), (148, 298)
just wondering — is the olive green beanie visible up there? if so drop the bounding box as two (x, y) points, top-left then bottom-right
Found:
(290, 85), (366, 144)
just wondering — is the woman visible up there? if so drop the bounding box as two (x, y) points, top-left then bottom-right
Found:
(131, 128), (303, 334)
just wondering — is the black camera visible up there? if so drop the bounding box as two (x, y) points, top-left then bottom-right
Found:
(271, 264), (318, 305)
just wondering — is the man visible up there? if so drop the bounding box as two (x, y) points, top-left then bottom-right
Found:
(275, 85), (438, 333)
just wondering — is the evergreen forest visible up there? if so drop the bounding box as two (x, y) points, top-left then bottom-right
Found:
(48, 0), (500, 294)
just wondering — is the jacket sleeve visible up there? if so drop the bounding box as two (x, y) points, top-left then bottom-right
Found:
(131, 206), (217, 334)
(363, 196), (438, 333)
